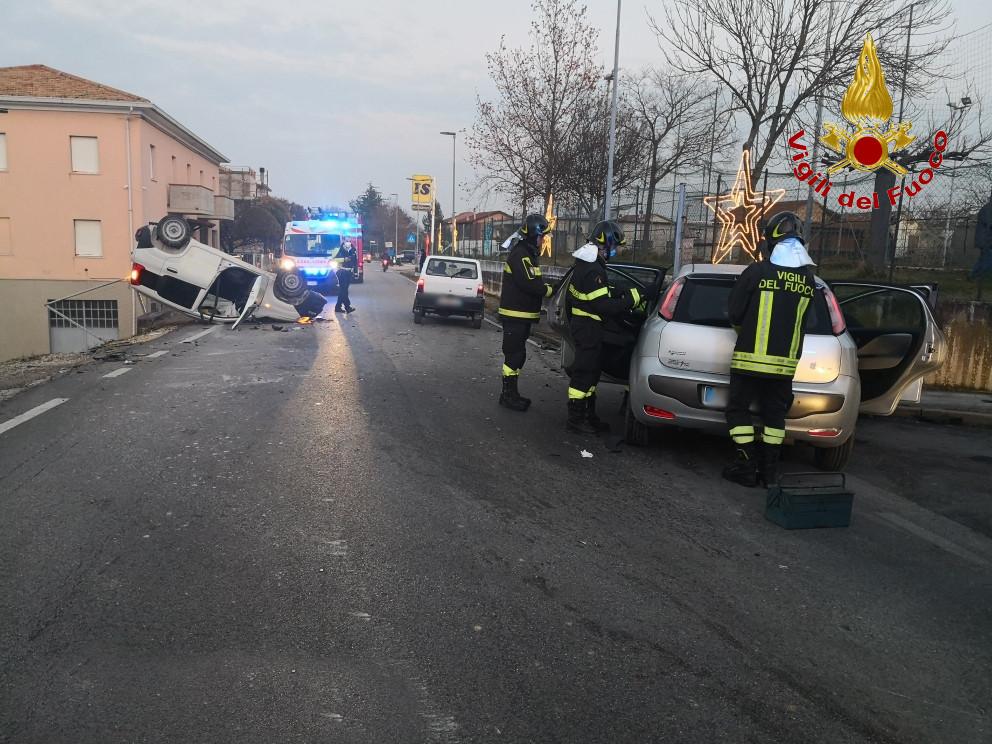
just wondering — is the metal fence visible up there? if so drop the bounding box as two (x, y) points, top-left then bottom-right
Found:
(446, 159), (990, 278)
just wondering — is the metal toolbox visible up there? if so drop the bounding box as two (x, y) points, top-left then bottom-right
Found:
(764, 472), (854, 529)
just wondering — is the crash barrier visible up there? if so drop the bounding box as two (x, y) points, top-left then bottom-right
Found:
(480, 260), (566, 297)
(477, 262), (991, 393)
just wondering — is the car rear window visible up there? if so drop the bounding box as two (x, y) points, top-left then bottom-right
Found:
(425, 259), (478, 279)
(674, 275), (832, 334)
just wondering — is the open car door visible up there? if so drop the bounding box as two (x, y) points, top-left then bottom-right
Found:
(547, 263), (667, 384)
(828, 281), (947, 415)
(232, 275), (265, 330)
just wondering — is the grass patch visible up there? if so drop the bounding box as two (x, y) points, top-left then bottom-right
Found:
(813, 258), (989, 302)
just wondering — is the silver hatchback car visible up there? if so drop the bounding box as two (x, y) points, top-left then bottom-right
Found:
(548, 262), (946, 470)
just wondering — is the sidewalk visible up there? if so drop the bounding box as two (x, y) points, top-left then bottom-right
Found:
(892, 389), (992, 427)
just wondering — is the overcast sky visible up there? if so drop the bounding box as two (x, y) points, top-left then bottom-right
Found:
(2, 1), (989, 215)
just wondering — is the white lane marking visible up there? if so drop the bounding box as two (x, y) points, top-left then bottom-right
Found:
(182, 327), (217, 344)
(147, 350), (168, 358)
(103, 368), (132, 378)
(0, 398), (69, 436)
(877, 512), (990, 568)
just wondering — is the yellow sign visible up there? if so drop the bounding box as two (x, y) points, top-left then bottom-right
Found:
(703, 149), (785, 264)
(411, 175), (433, 211)
(820, 33), (915, 177)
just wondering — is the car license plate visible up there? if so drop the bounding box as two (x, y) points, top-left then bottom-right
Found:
(439, 296), (460, 307)
(701, 385), (723, 407)
(306, 280), (318, 286)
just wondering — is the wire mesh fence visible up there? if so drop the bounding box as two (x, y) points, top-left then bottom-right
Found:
(453, 24), (992, 290)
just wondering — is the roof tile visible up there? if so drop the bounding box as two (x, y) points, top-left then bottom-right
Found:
(0, 64), (148, 102)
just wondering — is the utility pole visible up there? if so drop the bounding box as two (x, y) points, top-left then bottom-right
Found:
(604, 0), (622, 219)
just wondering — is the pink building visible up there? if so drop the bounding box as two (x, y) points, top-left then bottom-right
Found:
(0, 65), (232, 362)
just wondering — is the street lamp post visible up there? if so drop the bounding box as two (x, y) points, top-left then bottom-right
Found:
(391, 193), (399, 260)
(441, 131), (456, 254)
(604, 0), (621, 220)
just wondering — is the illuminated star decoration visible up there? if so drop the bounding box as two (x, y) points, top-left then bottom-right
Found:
(540, 193), (558, 258)
(703, 149), (785, 263)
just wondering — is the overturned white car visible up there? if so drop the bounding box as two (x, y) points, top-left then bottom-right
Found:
(130, 216), (326, 327)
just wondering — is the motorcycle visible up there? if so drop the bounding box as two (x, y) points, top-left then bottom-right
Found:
(381, 257), (389, 272)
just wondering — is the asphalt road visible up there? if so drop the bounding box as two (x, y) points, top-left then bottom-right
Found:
(1, 268), (989, 743)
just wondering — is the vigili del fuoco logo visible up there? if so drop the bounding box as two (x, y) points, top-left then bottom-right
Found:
(787, 32), (948, 211)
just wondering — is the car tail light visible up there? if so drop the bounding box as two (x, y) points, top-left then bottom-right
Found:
(129, 263), (144, 284)
(658, 277), (685, 320)
(477, 283), (484, 297)
(821, 285), (847, 335)
(416, 278), (425, 293)
(807, 428), (843, 438)
(644, 405), (676, 420)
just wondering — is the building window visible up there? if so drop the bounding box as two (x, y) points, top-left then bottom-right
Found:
(149, 144), (156, 181)
(0, 133), (7, 171)
(70, 136), (99, 173)
(74, 219), (103, 257)
(186, 163), (192, 183)
(171, 155), (177, 182)
(48, 299), (118, 329)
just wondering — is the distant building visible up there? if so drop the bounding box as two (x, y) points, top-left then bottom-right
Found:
(0, 64), (232, 362)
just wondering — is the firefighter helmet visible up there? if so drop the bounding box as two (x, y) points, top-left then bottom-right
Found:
(764, 211), (805, 248)
(588, 220), (626, 249)
(520, 214), (552, 239)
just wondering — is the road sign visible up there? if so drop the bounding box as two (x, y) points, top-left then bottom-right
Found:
(407, 233), (417, 244)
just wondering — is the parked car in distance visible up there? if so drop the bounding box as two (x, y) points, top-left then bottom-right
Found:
(130, 215), (326, 328)
(547, 261), (946, 470)
(401, 249), (417, 264)
(413, 256), (485, 328)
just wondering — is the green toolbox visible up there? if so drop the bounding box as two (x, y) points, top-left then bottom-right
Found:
(764, 472), (854, 529)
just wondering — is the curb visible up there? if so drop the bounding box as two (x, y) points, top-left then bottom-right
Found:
(890, 406), (992, 428)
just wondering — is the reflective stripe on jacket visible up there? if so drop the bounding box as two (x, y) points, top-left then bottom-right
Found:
(728, 261), (815, 379)
(566, 257), (637, 323)
(498, 240), (552, 321)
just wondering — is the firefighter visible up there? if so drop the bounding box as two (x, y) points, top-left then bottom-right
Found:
(565, 220), (643, 434)
(723, 211), (817, 487)
(497, 214), (555, 411)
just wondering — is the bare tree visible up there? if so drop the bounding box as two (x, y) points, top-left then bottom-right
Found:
(561, 84), (648, 224)
(467, 0), (614, 217)
(625, 69), (734, 246)
(652, 0), (952, 181)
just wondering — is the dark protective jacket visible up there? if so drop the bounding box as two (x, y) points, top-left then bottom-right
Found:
(498, 239), (553, 321)
(566, 254), (638, 324)
(337, 246), (357, 282)
(727, 260), (815, 379)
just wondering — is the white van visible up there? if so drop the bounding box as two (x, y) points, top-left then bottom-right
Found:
(413, 256), (485, 328)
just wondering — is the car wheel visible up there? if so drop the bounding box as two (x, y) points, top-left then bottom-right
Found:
(624, 396), (651, 447)
(814, 432), (854, 471)
(413, 309), (424, 325)
(473, 312), (483, 329)
(273, 269), (307, 303)
(158, 215), (191, 249)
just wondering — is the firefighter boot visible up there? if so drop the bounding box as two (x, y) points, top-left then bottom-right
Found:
(566, 399), (598, 435)
(759, 444), (781, 488)
(499, 376), (530, 412)
(585, 393), (610, 432)
(722, 443), (758, 487)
